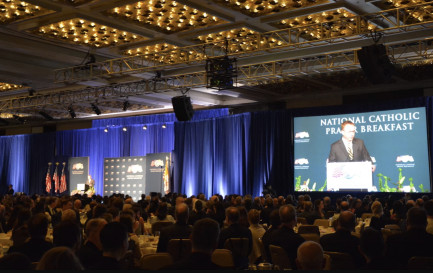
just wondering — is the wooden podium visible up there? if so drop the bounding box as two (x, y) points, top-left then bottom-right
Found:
(326, 162), (373, 191)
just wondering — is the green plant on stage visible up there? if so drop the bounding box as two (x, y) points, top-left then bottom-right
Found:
(376, 173), (392, 192)
(392, 168), (405, 192)
(295, 176), (301, 191)
(419, 184), (428, 193)
(377, 169), (417, 192)
(409, 178), (415, 193)
(318, 180), (327, 191)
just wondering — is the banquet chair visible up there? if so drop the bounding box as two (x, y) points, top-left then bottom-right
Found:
(167, 239), (192, 262)
(269, 244), (292, 270)
(151, 221), (173, 235)
(297, 224), (320, 236)
(300, 233), (320, 243)
(224, 238), (250, 269)
(313, 219), (330, 227)
(407, 256), (433, 270)
(211, 249), (235, 269)
(324, 251), (355, 270)
(140, 253), (173, 270)
(323, 253), (332, 270)
(297, 217), (308, 225)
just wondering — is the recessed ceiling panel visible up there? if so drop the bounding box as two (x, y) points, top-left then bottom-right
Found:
(106, 0), (227, 34)
(31, 18), (147, 48)
(0, 0), (55, 24)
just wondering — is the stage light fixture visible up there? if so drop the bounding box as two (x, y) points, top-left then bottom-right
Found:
(28, 89), (35, 97)
(91, 103), (101, 115)
(68, 105), (76, 118)
(39, 111), (53, 121)
(122, 127), (127, 132)
(122, 100), (130, 111)
(104, 128), (108, 133)
(143, 125), (148, 130)
(162, 124), (167, 129)
(206, 56), (237, 90)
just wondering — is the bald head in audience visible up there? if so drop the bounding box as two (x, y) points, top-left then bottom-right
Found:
(337, 211), (356, 231)
(279, 204), (297, 228)
(175, 203), (189, 225)
(296, 241), (324, 270)
(406, 207), (427, 230)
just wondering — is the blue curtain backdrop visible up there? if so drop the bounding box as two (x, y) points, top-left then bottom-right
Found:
(1, 99), (433, 197)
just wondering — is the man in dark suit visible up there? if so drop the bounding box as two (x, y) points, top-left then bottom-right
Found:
(386, 207), (433, 268)
(320, 210), (365, 267)
(164, 218), (222, 269)
(218, 206), (253, 269)
(157, 203), (192, 252)
(328, 121), (376, 172)
(264, 204), (305, 270)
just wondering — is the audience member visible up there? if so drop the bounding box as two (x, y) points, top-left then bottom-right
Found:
(369, 200), (387, 231)
(320, 210), (365, 267)
(296, 241), (324, 270)
(53, 221), (82, 252)
(425, 200), (433, 234)
(89, 222), (129, 270)
(359, 227), (392, 269)
(157, 203), (192, 253)
(386, 207), (433, 268)
(247, 209), (266, 265)
(0, 253), (31, 270)
(164, 218), (222, 269)
(265, 205), (305, 269)
(77, 218), (107, 269)
(36, 246), (84, 270)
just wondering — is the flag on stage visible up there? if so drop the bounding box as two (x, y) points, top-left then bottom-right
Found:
(59, 163), (67, 193)
(53, 164), (59, 193)
(45, 163), (51, 193)
(163, 156), (170, 194)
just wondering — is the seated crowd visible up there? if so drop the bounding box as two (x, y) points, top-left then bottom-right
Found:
(0, 191), (432, 270)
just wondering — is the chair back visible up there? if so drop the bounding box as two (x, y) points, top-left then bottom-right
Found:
(269, 244), (292, 270)
(257, 237), (269, 263)
(297, 217), (307, 225)
(151, 221), (173, 235)
(297, 224), (320, 235)
(323, 253), (332, 270)
(361, 213), (373, 220)
(224, 238), (250, 269)
(324, 251), (355, 270)
(140, 253), (173, 270)
(211, 249), (235, 269)
(313, 219), (330, 227)
(167, 239), (192, 262)
(300, 233), (320, 243)
(408, 256), (433, 270)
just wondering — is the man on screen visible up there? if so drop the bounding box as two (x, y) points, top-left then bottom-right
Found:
(328, 121), (376, 172)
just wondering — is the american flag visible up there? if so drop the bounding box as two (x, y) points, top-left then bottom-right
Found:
(45, 164), (51, 193)
(59, 163), (67, 193)
(163, 156), (170, 194)
(53, 164), (59, 193)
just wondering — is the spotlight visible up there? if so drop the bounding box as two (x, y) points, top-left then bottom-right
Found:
(206, 56), (237, 90)
(142, 125), (147, 130)
(39, 111), (53, 121)
(13, 114), (26, 124)
(122, 100), (130, 111)
(122, 127), (127, 132)
(104, 128), (108, 133)
(91, 103), (101, 115)
(68, 105), (76, 118)
(162, 124), (166, 129)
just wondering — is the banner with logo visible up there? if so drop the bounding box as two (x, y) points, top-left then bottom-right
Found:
(103, 156), (146, 201)
(294, 107), (431, 193)
(68, 157), (89, 194)
(145, 153), (171, 195)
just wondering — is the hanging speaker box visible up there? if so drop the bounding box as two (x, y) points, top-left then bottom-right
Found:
(171, 96), (194, 121)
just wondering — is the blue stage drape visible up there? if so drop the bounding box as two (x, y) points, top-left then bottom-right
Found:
(2, 99), (433, 197)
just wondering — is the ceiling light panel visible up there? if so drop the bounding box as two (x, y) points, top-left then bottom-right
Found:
(32, 18), (146, 48)
(196, 27), (284, 53)
(0, 0), (54, 24)
(375, 0), (433, 23)
(214, 0), (329, 17)
(124, 43), (206, 64)
(106, 0), (227, 33)
(0, 82), (24, 92)
(273, 9), (378, 40)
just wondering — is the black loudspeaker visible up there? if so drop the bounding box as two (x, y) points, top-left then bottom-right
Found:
(171, 96), (194, 121)
(358, 44), (395, 84)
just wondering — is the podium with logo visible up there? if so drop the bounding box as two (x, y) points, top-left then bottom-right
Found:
(326, 162), (373, 191)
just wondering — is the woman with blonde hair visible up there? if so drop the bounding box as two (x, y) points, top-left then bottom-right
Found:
(369, 201), (387, 231)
